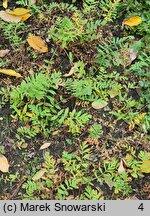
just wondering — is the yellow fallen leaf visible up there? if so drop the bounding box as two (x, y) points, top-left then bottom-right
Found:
(7, 8), (31, 16)
(0, 69), (22, 78)
(0, 10), (21, 23)
(32, 169), (46, 181)
(40, 142), (51, 150)
(21, 13), (31, 21)
(140, 160), (150, 173)
(3, 0), (8, 9)
(27, 35), (48, 52)
(123, 16), (142, 27)
(0, 154), (9, 173)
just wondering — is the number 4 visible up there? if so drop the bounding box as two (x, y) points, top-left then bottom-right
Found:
(138, 203), (144, 211)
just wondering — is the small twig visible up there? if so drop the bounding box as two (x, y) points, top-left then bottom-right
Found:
(8, 179), (25, 200)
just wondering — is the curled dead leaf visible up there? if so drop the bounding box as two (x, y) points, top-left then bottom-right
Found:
(0, 154), (9, 173)
(27, 35), (48, 53)
(0, 69), (22, 78)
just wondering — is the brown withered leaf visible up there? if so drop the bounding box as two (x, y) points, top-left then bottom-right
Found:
(118, 159), (125, 174)
(0, 154), (9, 173)
(0, 49), (9, 58)
(40, 142), (51, 150)
(27, 35), (48, 53)
(0, 69), (22, 78)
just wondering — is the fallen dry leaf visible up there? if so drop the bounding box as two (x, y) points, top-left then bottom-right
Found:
(40, 142), (51, 150)
(63, 62), (78, 77)
(27, 35), (48, 53)
(123, 16), (142, 27)
(140, 160), (150, 173)
(0, 154), (9, 173)
(0, 8), (31, 23)
(3, 0), (8, 8)
(0, 49), (9, 58)
(32, 169), (46, 181)
(118, 159), (125, 174)
(7, 8), (31, 16)
(0, 69), (22, 78)
(0, 10), (21, 23)
(21, 13), (31, 21)
(92, 99), (108, 109)
(128, 48), (138, 62)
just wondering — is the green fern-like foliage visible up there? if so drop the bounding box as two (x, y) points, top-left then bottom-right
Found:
(96, 36), (135, 68)
(10, 72), (62, 137)
(65, 78), (98, 101)
(56, 142), (92, 199)
(64, 109), (92, 133)
(80, 185), (102, 200)
(43, 152), (58, 183)
(48, 12), (101, 48)
(100, 0), (121, 23)
(89, 123), (102, 140)
(22, 180), (41, 200)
